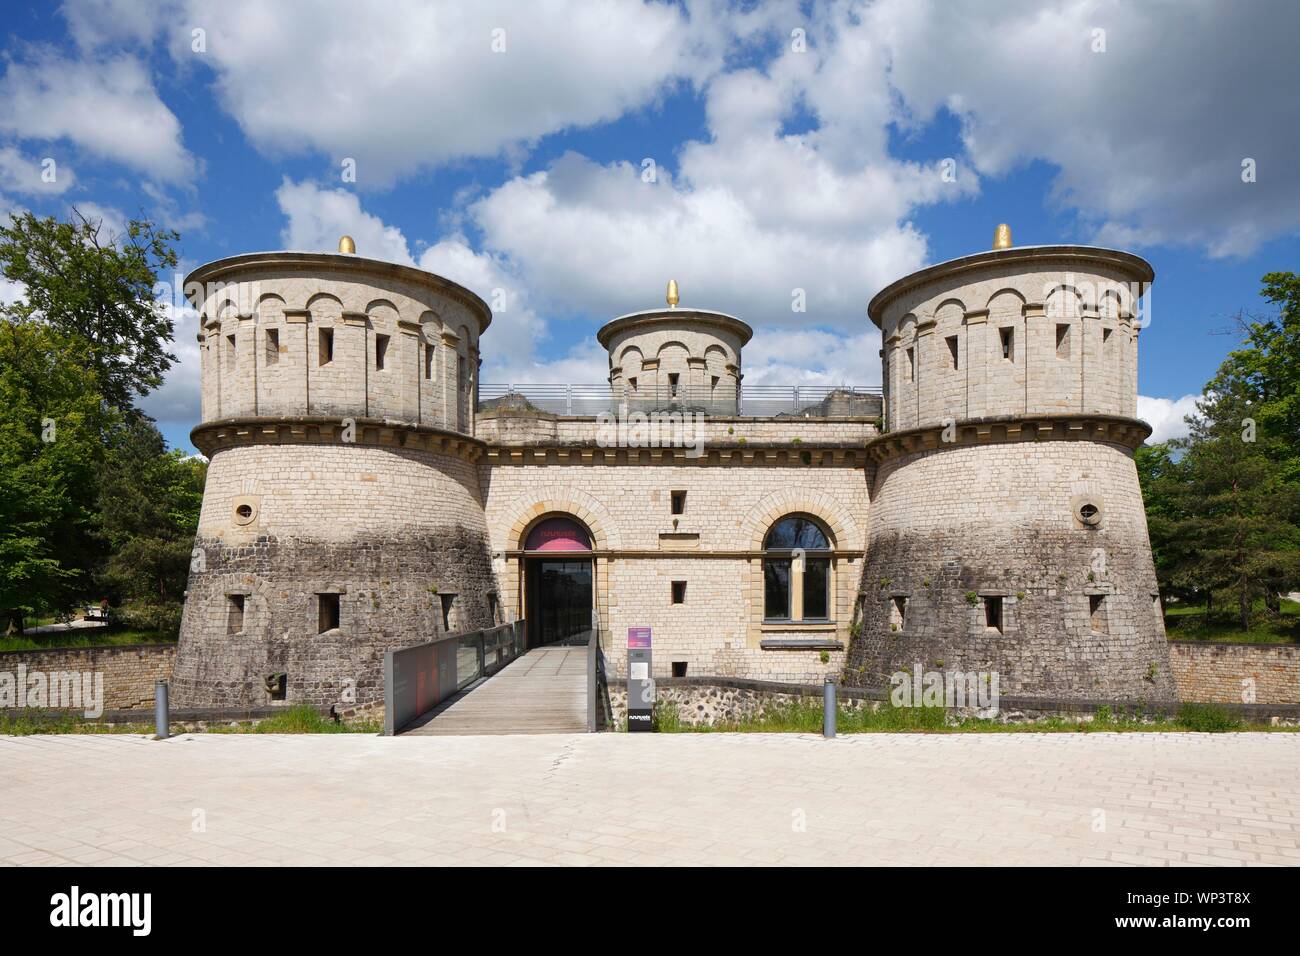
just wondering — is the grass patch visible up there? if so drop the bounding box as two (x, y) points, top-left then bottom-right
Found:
(1164, 598), (1300, 644)
(204, 705), (381, 735)
(0, 713), (151, 736)
(0, 629), (177, 652)
(651, 698), (1294, 734)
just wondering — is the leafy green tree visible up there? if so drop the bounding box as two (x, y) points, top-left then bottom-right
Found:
(0, 208), (178, 413)
(0, 320), (114, 632)
(96, 417), (206, 632)
(1141, 273), (1300, 629)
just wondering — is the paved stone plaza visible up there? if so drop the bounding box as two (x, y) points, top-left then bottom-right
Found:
(1, 733), (1297, 866)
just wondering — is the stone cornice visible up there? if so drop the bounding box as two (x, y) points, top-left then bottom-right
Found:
(192, 416), (485, 461)
(865, 413), (1153, 465)
(184, 251), (493, 334)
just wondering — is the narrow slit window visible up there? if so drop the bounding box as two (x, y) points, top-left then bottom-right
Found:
(889, 596), (906, 630)
(265, 327), (279, 366)
(984, 595), (1003, 633)
(1055, 324), (1070, 360)
(671, 581), (687, 604)
(375, 333), (389, 371)
(439, 593), (456, 632)
(906, 347), (915, 381)
(1000, 328), (1014, 362)
(424, 343), (434, 380)
(318, 327), (334, 366)
(1089, 594), (1107, 633)
(225, 333), (236, 371)
(487, 592), (500, 624)
(946, 335), (959, 370)
(317, 593), (340, 633)
(457, 355), (467, 390)
(227, 594), (245, 634)
(670, 490), (686, 515)
(668, 372), (680, 397)
(1102, 327), (1113, 358)
(628, 376), (637, 392)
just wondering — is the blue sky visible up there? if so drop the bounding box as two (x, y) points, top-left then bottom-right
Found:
(1, 0), (1297, 454)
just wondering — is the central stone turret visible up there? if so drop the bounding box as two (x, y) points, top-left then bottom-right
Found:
(597, 280), (751, 415)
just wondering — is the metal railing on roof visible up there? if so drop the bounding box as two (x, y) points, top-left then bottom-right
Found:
(478, 383), (882, 418)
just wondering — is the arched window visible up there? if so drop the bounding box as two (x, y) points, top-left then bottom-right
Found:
(763, 515), (831, 622)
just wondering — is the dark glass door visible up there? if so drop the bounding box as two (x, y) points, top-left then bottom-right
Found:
(526, 559), (593, 646)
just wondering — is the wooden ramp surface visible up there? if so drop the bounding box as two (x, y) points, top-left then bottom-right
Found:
(401, 645), (587, 735)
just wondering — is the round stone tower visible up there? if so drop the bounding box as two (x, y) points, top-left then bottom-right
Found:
(597, 282), (751, 414)
(173, 238), (498, 709)
(846, 228), (1176, 702)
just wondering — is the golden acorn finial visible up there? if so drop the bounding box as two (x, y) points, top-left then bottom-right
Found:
(992, 223), (1012, 250)
(666, 278), (679, 308)
(338, 235), (356, 254)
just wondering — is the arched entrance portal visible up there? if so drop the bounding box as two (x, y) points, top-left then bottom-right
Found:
(523, 516), (594, 648)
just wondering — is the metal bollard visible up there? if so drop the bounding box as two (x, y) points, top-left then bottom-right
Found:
(154, 679), (170, 740)
(823, 679), (836, 739)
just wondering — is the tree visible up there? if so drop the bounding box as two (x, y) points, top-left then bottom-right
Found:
(0, 320), (114, 632)
(96, 417), (206, 632)
(1140, 272), (1300, 629)
(0, 208), (178, 414)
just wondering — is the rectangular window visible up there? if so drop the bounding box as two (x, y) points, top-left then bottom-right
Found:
(984, 595), (1003, 633)
(439, 593), (456, 632)
(670, 490), (686, 515)
(668, 372), (680, 397)
(375, 333), (389, 371)
(227, 594), (245, 634)
(802, 558), (830, 619)
(889, 595), (906, 631)
(457, 355), (466, 389)
(317, 593), (340, 633)
(672, 661), (688, 677)
(318, 327), (334, 366)
(946, 335), (959, 370)
(1089, 594), (1107, 633)
(628, 376), (637, 392)
(710, 375), (720, 397)
(225, 333), (236, 371)
(764, 560), (791, 620)
(671, 581), (687, 604)
(1000, 327), (1014, 361)
(265, 327), (280, 366)
(1055, 324), (1070, 359)
(424, 343), (435, 380)
(906, 347), (915, 382)
(1102, 327), (1113, 358)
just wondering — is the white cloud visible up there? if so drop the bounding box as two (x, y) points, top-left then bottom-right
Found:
(178, 0), (714, 185)
(0, 146), (74, 195)
(275, 179), (413, 263)
(873, 0), (1300, 257)
(1138, 393), (1201, 444)
(137, 301), (202, 431)
(0, 49), (194, 182)
(0, 277), (26, 309)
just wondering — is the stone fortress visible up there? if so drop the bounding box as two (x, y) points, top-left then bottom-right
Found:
(174, 226), (1174, 709)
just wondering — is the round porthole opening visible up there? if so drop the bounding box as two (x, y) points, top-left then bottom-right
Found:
(236, 504), (253, 520)
(1074, 499), (1103, 527)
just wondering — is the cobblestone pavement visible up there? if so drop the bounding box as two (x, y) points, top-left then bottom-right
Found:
(1, 733), (1297, 866)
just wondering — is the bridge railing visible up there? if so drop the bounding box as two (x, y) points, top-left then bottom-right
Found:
(479, 384), (882, 419)
(384, 620), (525, 735)
(586, 609), (612, 732)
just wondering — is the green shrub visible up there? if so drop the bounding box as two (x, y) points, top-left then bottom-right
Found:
(1176, 704), (1243, 733)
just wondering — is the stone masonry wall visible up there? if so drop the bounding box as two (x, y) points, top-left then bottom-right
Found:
(481, 455), (870, 684)
(0, 644), (175, 710)
(173, 441), (498, 708)
(1171, 641), (1300, 704)
(847, 438), (1175, 701)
